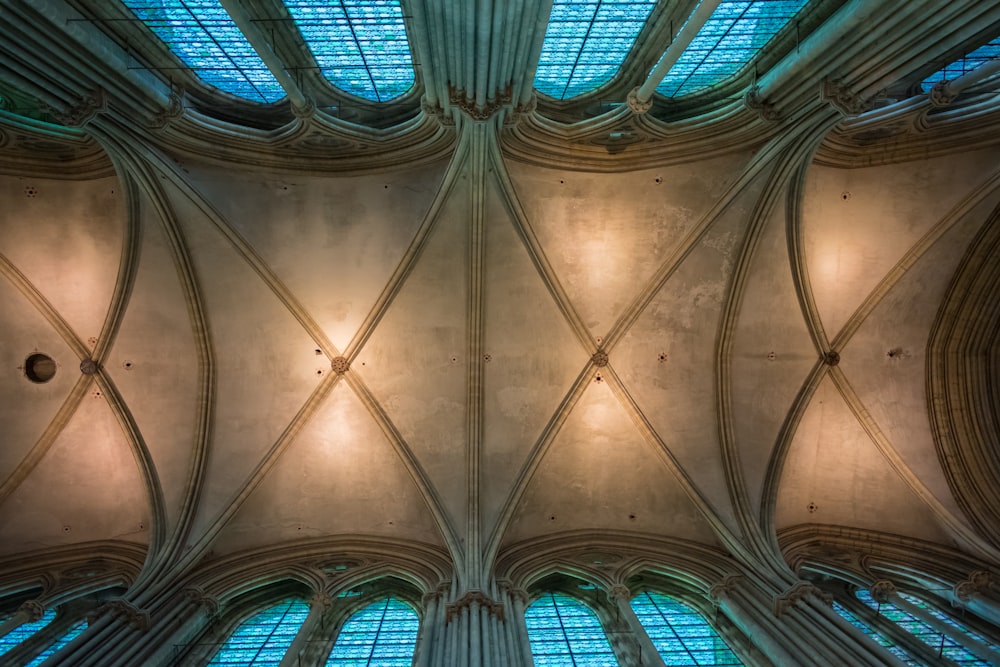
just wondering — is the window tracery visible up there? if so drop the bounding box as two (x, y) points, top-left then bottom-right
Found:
(524, 592), (620, 666)
(207, 598), (310, 665)
(324, 596), (419, 666)
(630, 591), (743, 665)
(656, 0), (809, 98)
(534, 0), (657, 100)
(120, 0), (286, 103)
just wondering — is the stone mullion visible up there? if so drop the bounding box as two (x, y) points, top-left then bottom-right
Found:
(119, 588), (220, 667)
(888, 589), (1000, 665)
(278, 592), (331, 667)
(607, 586), (667, 667)
(0, 599), (46, 640)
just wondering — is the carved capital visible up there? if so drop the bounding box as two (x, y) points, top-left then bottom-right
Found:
(19, 600), (46, 622)
(448, 83), (513, 121)
(291, 99), (316, 120)
(822, 78), (871, 116)
(954, 570), (992, 601)
(422, 100), (456, 127)
(149, 89), (184, 129)
(95, 599), (150, 632)
(708, 574), (742, 603)
(608, 584), (631, 603)
(869, 580), (897, 603)
(774, 581), (825, 617)
(445, 590), (505, 623)
(309, 592), (332, 610)
(626, 87), (652, 115)
(183, 587), (220, 616)
(928, 80), (958, 108)
(504, 96), (537, 127)
(46, 89), (106, 127)
(744, 86), (778, 121)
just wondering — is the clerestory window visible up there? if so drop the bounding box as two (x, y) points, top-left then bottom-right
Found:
(121, 0), (286, 103)
(656, 0), (809, 98)
(283, 0), (416, 103)
(324, 597), (419, 666)
(534, 0), (657, 101)
(25, 621), (87, 667)
(208, 598), (309, 665)
(922, 36), (1000, 88)
(0, 609), (56, 658)
(630, 591), (743, 665)
(524, 592), (619, 666)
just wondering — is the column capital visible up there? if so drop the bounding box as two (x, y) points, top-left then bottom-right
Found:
(774, 581), (830, 617)
(445, 590), (505, 623)
(954, 570), (992, 601)
(309, 592), (332, 609)
(608, 584), (631, 603)
(18, 599), (46, 621)
(708, 574), (742, 603)
(91, 599), (150, 632)
(182, 587), (220, 616)
(869, 580), (897, 603)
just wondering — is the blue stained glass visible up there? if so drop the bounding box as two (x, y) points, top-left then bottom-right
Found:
(630, 592), (742, 666)
(524, 593), (619, 666)
(325, 597), (418, 666)
(832, 601), (920, 666)
(856, 590), (986, 664)
(535, 0), (657, 100)
(283, 0), (415, 102)
(923, 36), (1000, 88)
(120, 0), (285, 103)
(0, 609), (57, 657)
(898, 593), (1000, 653)
(25, 622), (87, 667)
(657, 0), (809, 98)
(209, 599), (309, 666)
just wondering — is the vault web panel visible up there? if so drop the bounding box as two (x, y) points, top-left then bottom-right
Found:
(657, 0), (808, 98)
(284, 0), (415, 102)
(535, 0), (656, 100)
(121, 0), (285, 103)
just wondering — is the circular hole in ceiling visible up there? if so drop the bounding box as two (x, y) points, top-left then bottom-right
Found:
(24, 353), (56, 383)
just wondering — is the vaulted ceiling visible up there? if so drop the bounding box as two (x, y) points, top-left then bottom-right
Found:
(1, 0), (1000, 595)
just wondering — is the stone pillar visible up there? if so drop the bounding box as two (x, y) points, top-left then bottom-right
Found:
(503, 585), (533, 667)
(279, 592), (331, 667)
(607, 585), (667, 667)
(439, 590), (508, 667)
(708, 575), (800, 666)
(0, 599), (46, 640)
(126, 587), (220, 667)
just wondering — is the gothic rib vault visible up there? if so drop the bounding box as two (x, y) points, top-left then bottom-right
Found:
(1, 0), (1000, 665)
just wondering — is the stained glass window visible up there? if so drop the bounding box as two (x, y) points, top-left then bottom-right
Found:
(832, 601), (919, 666)
(25, 621), (86, 667)
(856, 589), (985, 664)
(657, 0), (809, 98)
(923, 36), (1000, 88)
(631, 592), (742, 665)
(0, 609), (56, 657)
(325, 597), (418, 666)
(208, 599), (309, 666)
(898, 593), (1000, 653)
(284, 0), (415, 102)
(121, 0), (285, 103)
(524, 593), (619, 666)
(535, 0), (657, 100)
